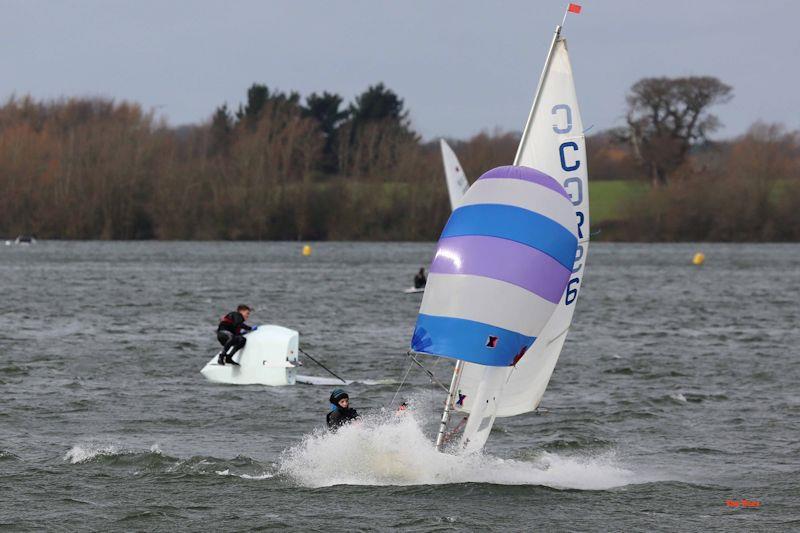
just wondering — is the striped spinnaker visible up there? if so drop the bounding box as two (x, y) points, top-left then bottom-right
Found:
(411, 165), (578, 367)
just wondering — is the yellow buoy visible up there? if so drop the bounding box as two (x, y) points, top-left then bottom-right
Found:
(302, 244), (312, 256)
(692, 252), (705, 266)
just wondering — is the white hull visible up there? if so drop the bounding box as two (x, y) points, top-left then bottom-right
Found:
(200, 325), (299, 386)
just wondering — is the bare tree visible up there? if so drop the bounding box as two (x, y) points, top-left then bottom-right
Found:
(624, 76), (732, 186)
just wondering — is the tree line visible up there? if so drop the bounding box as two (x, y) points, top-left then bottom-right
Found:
(1, 77), (798, 241)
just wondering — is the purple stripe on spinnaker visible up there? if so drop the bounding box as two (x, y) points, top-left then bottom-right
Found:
(429, 235), (572, 304)
(477, 165), (570, 200)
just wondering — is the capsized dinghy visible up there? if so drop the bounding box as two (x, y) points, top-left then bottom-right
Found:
(200, 326), (300, 386)
(200, 326), (346, 386)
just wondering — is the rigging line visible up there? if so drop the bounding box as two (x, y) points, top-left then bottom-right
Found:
(506, 365), (517, 384)
(388, 353), (415, 409)
(298, 347), (347, 384)
(408, 352), (450, 394)
(547, 326), (571, 346)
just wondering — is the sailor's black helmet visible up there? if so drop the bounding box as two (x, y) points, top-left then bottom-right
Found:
(330, 388), (349, 404)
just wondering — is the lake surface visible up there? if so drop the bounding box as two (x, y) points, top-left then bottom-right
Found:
(1, 242), (798, 531)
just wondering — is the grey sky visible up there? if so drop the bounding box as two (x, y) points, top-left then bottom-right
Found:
(2, 0), (798, 140)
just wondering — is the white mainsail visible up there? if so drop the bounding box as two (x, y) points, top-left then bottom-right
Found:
(445, 25), (590, 451)
(440, 139), (470, 210)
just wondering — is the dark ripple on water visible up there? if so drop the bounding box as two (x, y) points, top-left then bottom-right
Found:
(1, 242), (799, 530)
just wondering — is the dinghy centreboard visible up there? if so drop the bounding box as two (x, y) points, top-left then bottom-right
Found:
(413, 19), (590, 453)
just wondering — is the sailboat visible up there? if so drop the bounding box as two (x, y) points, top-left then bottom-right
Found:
(412, 20), (590, 453)
(440, 139), (470, 210)
(403, 140), (470, 295)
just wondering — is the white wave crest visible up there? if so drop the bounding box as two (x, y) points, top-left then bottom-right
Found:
(64, 444), (121, 464)
(63, 442), (162, 464)
(215, 469), (274, 480)
(279, 412), (639, 489)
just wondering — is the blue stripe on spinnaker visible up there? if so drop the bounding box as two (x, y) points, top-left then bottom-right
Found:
(441, 204), (577, 270)
(411, 314), (536, 367)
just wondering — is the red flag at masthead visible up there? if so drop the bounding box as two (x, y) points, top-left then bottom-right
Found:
(568, 3), (582, 14)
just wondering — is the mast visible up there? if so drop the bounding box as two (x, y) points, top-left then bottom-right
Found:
(435, 360), (463, 450)
(434, 25), (564, 452)
(514, 24), (562, 165)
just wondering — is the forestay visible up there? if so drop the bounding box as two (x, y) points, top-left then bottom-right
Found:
(455, 29), (590, 423)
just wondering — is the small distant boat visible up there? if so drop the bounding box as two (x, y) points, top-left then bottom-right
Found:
(13, 235), (36, 245)
(402, 141), (469, 296)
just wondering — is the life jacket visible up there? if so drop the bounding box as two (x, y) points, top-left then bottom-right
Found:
(326, 406), (358, 430)
(218, 311), (245, 334)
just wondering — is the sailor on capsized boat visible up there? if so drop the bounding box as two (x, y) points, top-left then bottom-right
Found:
(326, 389), (359, 430)
(215, 304), (254, 366)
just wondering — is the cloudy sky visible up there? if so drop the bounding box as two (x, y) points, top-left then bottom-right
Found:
(2, 0), (798, 140)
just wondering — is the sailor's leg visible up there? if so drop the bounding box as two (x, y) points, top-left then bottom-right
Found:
(217, 331), (233, 364)
(224, 335), (246, 362)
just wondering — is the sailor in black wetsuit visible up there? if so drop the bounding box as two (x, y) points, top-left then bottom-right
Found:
(216, 305), (253, 366)
(326, 389), (359, 431)
(414, 267), (427, 289)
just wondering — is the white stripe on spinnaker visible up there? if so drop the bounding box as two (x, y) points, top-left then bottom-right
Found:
(460, 178), (578, 237)
(419, 273), (558, 337)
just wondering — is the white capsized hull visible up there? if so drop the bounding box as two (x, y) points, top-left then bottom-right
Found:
(200, 325), (299, 386)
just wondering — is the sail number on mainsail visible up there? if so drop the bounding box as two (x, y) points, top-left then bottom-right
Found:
(552, 102), (587, 306)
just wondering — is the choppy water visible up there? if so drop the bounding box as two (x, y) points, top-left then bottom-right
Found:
(1, 241), (798, 531)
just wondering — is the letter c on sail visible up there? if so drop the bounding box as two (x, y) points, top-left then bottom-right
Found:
(559, 141), (581, 172)
(563, 177), (583, 206)
(551, 104), (573, 134)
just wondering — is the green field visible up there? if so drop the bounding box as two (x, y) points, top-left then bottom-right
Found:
(589, 180), (648, 222)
